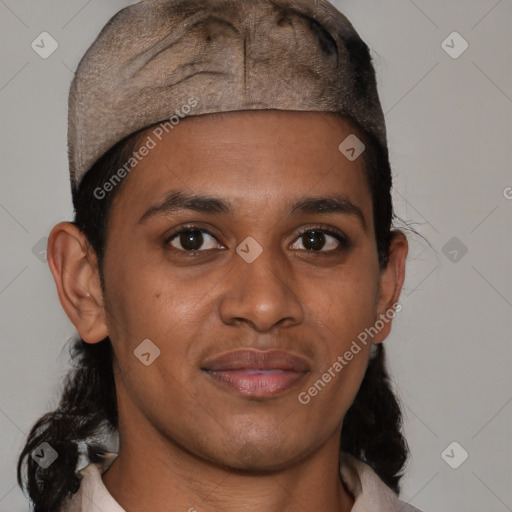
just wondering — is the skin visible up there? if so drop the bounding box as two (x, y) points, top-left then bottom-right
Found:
(47, 110), (408, 512)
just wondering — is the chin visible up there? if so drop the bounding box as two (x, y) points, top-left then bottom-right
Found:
(209, 433), (311, 473)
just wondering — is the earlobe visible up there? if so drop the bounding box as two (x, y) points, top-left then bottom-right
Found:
(47, 222), (109, 344)
(372, 230), (409, 344)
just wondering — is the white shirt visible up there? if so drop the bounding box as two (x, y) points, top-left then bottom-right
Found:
(60, 451), (423, 512)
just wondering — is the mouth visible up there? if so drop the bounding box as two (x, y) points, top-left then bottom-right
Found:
(201, 349), (310, 398)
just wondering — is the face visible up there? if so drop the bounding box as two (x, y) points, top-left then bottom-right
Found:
(52, 110), (407, 472)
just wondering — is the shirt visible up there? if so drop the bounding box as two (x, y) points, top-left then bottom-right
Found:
(60, 451), (424, 512)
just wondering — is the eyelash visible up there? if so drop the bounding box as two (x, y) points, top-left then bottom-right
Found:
(164, 223), (351, 256)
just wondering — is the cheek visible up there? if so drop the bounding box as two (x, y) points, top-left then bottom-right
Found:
(299, 272), (377, 424)
(309, 266), (378, 347)
(102, 253), (170, 354)
(103, 253), (213, 367)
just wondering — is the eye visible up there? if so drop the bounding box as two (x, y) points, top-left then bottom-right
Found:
(164, 224), (350, 255)
(165, 227), (223, 252)
(290, 227), (350, 253)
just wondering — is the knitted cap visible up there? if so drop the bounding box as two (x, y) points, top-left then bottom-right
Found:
(68, 0), (387, 191)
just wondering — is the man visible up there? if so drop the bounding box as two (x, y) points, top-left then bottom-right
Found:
(19, 1), (423, 510)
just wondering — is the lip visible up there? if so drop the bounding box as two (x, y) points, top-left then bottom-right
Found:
(201, 349), (310, 398)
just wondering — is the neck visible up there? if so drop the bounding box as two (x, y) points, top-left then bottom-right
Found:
(102, 428), (355, 512)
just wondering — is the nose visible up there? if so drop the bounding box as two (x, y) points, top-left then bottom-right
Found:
(218, 244), (304, 333)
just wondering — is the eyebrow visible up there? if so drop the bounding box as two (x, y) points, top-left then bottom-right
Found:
(138, 189), (367, 231)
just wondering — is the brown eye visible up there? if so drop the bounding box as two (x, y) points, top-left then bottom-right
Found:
(291, 228), (350, 253)
(166, 228), (221, 252)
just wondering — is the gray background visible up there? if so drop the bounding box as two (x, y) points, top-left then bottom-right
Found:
(1, 1), (511, 511)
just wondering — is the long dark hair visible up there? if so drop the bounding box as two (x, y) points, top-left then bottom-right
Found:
(17, 117), (411, 511)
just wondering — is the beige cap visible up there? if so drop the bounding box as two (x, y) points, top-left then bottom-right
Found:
(68, 0), (387, 191)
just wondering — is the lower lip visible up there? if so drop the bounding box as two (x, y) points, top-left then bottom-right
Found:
(203, 369), (307, 398)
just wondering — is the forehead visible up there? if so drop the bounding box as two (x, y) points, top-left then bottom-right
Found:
(110, 110), (372, 225)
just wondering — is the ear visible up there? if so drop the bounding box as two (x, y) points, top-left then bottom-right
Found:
(46, 221), (108, 344)
(372, 230), (408, 344)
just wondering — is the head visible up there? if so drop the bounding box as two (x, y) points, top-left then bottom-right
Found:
(59, 106), (408, 459)
(18, 1), (411, 510)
